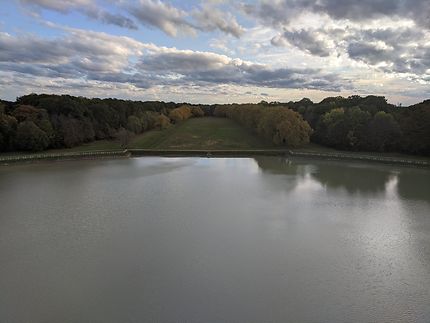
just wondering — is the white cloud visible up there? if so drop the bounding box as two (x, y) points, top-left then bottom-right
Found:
(3, 1), (430, 105)
(128, 0), (194, 36)
(0, 28), (347, 99)
(20, 0), (138, 29)
(128, 0), (246, 37)
(192, 3), (245, 38)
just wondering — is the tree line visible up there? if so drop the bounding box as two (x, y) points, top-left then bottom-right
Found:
(1, 94), (429, 155)
(210, 95), (429, 155)
(283, 96), (430, 155)
(0, 94), (204, 152)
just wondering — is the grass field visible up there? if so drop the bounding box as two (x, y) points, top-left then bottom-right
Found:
(50, 140), (122, 152)
(129, 117), (276, 149)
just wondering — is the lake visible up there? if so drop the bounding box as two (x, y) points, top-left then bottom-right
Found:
(0, 157), (429, 323)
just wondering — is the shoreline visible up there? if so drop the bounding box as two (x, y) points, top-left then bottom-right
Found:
(0, 150), (130, 165)
(1, 148), (429, 168)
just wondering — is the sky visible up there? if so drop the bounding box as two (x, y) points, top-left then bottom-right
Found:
(0, 0), (429, 105)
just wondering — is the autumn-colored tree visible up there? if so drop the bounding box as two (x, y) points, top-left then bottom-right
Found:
(155, 114), (171, 130)
(219, 104), (312, 148)
(191, 106), (205, 117)
(12, 105), (41, 122)
(168, 105), (192, 123)
(274, 109), (313, 147)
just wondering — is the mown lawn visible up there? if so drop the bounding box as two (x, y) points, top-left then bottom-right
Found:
(129, 117), (276, 149)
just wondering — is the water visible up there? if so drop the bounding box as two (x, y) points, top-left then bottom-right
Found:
(0, 157), (429, 323)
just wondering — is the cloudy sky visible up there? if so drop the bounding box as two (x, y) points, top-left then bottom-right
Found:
(1, 0), (429, 105)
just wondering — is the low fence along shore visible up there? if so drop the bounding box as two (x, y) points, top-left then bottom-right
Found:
(0, 148), (428, 168)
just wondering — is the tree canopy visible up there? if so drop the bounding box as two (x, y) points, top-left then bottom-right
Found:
(215, 104), (313, 148)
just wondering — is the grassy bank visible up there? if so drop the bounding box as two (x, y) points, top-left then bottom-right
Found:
(129, 117), (276, 149)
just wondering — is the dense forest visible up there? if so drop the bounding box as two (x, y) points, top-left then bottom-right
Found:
(286, 96), (430, 155)
(0, 94), (429, 155)
(0, 94), (202, 152)
(213, 96), (430, 155)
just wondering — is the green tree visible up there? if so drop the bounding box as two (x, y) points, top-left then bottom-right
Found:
(116, 127), (131, 149)
(15, 121), (49, 151)
(127, 115), (142, 134)
(140, 111), (158, 131)
(319, 108), (348, 148)
(346, 107), (371, 149)
(317, 107), (370, 150)
(0, 111), (17, 151)
(397, 101), (430, 155)
(367, 111), (401, 151)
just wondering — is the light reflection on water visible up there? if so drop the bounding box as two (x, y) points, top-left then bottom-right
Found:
(0, 157), (429, 323)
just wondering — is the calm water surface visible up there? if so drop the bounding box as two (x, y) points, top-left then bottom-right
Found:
(0, 157), (429, 323)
